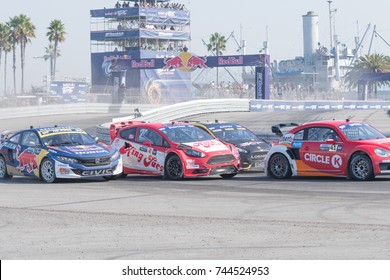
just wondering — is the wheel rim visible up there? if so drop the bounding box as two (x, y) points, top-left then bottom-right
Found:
(270, 155), (288, 177)
(0, 158), (6, 177)
(351, 157), (370, 180)
(41, 160), (55, 182)
(167, 157), (182, 178)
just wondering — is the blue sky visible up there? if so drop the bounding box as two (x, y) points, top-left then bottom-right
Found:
(1, 0), (390, 89)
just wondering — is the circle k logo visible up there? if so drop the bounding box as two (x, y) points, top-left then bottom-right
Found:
(331, 155), (342, 168)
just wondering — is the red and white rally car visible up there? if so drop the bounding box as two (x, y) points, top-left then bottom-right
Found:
(109, 121), (241, 180)
(265, 119), (390, 181)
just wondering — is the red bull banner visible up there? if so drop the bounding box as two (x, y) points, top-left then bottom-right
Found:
(107, 53), (267, 71)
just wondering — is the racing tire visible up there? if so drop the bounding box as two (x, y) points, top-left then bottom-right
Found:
(0, 156), (13, 180)
(268, 153), (292, 179)
(40, 158), (56, 183)
(164, 155), (184, 180)
(220, 173), (237, 179)
(349, 154), (374, 181)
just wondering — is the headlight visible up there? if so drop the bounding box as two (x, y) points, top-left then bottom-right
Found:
(110, 151), (120, 161)
(57, 156), (79, 164)
(237, 147), (249, 154)
(374, 148), (390, 157)
(184, 149), (206, 158)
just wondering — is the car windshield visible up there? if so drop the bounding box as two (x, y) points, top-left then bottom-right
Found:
(211, 126), (257, 141)
(338, 123), (385, 140)
(43, 132), (96, 146)
(160, 125), (214, 143)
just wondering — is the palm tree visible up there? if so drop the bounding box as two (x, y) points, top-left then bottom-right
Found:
(44, 44), (60, 79)
(7, 16), (20, 95)
(46, 19), (66, 79)
(344, 53), (390, 99)
(207, 32), (227, 56)
(207, 32), (227, 93)
(0, 23), (11, 95)
(14, 14), (36, 94)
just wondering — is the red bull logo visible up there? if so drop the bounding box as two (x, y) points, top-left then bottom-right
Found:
(163, 52), (208, 71)
(16, 146), (38, 173)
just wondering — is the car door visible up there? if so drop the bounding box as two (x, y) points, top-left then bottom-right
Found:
(299, 126), (345, 175)
(134, 127), (166, 174)
(16, 131), (41, 176)
(1, 132), (22, 174)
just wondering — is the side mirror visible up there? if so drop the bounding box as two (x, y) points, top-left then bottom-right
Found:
(326, 139), (336, 144)
(124, 142), (130, 149)
(143, 140), (152, 147)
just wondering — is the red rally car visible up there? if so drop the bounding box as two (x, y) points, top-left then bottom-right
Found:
(264, 119), (390, 181)
(110, 121), (241, 180)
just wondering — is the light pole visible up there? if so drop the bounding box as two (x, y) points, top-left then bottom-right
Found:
(33, 55), (51, 93)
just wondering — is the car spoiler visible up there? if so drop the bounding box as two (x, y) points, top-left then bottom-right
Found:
(271, 123), (299, 136)
(109, 121), (145, 142)
(0, 130), (18, 143)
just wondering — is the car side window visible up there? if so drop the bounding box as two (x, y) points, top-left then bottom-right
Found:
(120, 127), (136, 141)
(307, 127), (339, 142)
(136, 128), (162, 146)
(8, 133), (21, 144)
(294, 130), (304, 140)
(21, 132), (40, 147)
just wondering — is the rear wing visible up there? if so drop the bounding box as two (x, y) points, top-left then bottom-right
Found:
(271, 123), (299, 137)
(109, 121), (145, 142)
(0, 130), (18, 143)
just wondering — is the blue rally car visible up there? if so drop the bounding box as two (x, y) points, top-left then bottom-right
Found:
(0, 126), (122, 183)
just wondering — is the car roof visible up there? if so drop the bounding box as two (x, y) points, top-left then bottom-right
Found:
(120, 122), (194, 130)
(192, 121), (244, 129)
(16, 126), (85, 135)
(291, 120), (362, 131)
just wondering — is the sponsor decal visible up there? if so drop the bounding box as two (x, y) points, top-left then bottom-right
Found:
(304, 153), (343, 168)
(190, 140), (228, 152)
(320, 144), (343, 152)
(119, 143), (163, 172)
(120, 143), (144, 162)
(280, 134), (294, 146)
(186, 159), (199, 169)
(81, 169), (113, 176)
(66, 145), (107, 155)
(38, 127), (84, 136)
(304, 153), (330, 164)
(292, 141), (303, 148)
(16, 146), (39, 173)
(331, 155), (343, 168)
(144, 153), (164, 172)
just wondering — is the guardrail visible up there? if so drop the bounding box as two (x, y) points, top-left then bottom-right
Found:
(97, 99), (250, 144)
(250, 100), (390, 111)
(0, 103), (158, 120)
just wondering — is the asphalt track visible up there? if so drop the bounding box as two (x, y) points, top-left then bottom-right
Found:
(1, 112), (390, 260)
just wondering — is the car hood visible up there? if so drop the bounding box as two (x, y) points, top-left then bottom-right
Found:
(47, 144), (113, 157)
(226, 139), (270, 152)
(182, 139), (230, 153)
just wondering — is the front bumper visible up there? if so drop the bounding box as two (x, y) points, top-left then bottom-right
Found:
(184, 158), (240, 177)
(54, 158), (123, 179)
